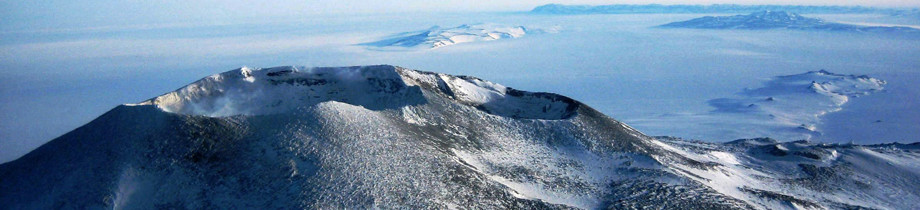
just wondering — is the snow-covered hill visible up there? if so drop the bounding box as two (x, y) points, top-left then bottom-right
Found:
(661, 11), (920, 34)
(362, 24), (556, 50)
(1, 65), (917, 209)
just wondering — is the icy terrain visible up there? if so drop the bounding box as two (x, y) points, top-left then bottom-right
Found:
(362, 23), (556, 50)
(631, 70), (887, 141)
(661, 11), (920, 35)
(2, 66), (918, 209)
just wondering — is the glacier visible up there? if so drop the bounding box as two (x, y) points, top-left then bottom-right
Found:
(1, 65), (918, 209)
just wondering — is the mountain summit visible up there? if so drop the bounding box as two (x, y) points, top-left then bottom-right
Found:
(1, 65), (918, 209)
(137, 65), (579, 120)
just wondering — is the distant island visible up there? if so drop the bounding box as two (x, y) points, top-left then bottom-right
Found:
(361, 23), (558, 50)
(531, 4), (904, 15)
(659, 11), (920, 35)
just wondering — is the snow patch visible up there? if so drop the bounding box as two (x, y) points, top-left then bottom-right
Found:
(709, 151), (741, 165)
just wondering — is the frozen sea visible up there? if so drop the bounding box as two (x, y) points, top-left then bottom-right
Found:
(1, 12), (918, 163)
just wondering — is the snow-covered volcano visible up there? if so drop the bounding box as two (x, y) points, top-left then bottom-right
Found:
(1, 65), (918, 209)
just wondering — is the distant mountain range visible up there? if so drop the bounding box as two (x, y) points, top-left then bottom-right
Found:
(531, 4), (908, 15)
(660, 11), (920, 34)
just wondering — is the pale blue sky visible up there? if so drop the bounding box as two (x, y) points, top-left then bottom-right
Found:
(2, 0), (918, 31)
